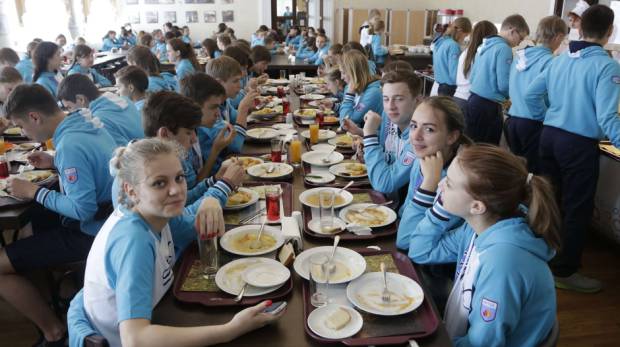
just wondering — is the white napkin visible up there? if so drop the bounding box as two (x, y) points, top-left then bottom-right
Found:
(280, 211), (303, 252)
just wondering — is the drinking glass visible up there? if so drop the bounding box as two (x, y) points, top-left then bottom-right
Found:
(279, 69), (287, 80)
(270, 139), (282, 163)
(309, 254), (329, 307)
(197, 233), (219, 279)
(309, 124), (319, 144)
(319, 189), (335, 233)
(265, 186), (281, 222)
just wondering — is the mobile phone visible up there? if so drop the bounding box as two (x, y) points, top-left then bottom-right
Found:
(263, 301), (287, 315)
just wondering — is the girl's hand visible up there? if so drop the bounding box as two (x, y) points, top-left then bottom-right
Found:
(195, 197), (225, 238)
(419, 151), (444, 192)
(342, 119), (363, 137)
(227, 301), (285, 339)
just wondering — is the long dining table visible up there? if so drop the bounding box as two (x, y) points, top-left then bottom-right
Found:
(151, 89), (452, 347)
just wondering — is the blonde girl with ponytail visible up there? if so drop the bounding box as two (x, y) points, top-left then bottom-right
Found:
(409, 144), (559, 346)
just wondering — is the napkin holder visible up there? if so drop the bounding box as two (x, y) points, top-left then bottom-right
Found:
(280, 211), (303, 253)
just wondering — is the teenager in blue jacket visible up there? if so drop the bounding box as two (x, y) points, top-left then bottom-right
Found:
(67, 44), (113, 87)
(285, 26), (302, 48)
(57, 74), (144, 146)
(432, 17), (472, 96)
(524, 5), (620, 293)
(408, 144), (559, 347)
(339, 50), (383, 127)
(68, 138), (282, 347)
(127, 46), (177, 92)
(15, 41), (37, 82)
(0, 84), (117, 346)
(305, 34), (330, 65)
(369, 19), (388, 65)
(167, 38), (200, 86)
(506, 16), (567, 173)
(32, 41), (63, 97)
(101, 30), (123, 52)
(467, 15), (529, 144)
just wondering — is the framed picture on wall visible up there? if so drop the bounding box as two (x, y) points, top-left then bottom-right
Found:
(186, 11), (199, 23)
(184, 0), (196, 3)
(163, 11), (177, 23)
(126, 0), (138, 5)
(159, 0), (175, 4)
(197, 0), (215, 3)
(222, 10), (234, 22)
(146, 11), (159, 24)
(204, 10), (217, 23)
(221, 0), (233, 4)
(128, 12), (140, 24)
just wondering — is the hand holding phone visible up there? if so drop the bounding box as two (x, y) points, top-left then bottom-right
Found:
(263, 301), (287, 315)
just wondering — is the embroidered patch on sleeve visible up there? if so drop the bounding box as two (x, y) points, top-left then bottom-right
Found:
(64, 167), (78, 184)
(402, 151), (416, 166)
(612, 76), (620, 84)
(481, 298), (498, 322)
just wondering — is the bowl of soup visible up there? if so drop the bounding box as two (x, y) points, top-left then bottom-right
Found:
(299, 187), (354, 209)
(220, 225), (285, 256)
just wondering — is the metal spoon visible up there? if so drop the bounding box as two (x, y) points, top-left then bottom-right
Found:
(327, 235), (340, 275)
(234, 282), (248, 302)
(321, 147), (336, 163)
(250, 216), (267, 250)
(337, 180), (355, 196)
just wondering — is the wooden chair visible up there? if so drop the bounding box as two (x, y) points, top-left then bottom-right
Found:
(46, 260), (86, 316)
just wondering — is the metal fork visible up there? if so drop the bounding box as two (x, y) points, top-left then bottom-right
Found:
(380, 262), (391, 303)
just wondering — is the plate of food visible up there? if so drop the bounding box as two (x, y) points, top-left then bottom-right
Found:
(224, 187), (260, 211)
(215, 257), (286, 297)
(303, 77), (326, 84)
(250, 106), (283, 120)
(300, 129), (337, 142)
(246, 128), (279, 141)
(321, 116), (340, 125)
(3, 127), (22, 136)
(19, 170), (55, 183)
(262, 86), (290, 94)
(12, 142), (40, 151)
(307, 98), (337, 108)
(272, 123), (294, 130)
(328, 163), (367, 178)
(307, 304), (363, 340)
(299, 94), (326, 101)
(304, 171), (336, 185)
(328, 134), (354, 148)
(220, 225), (284, 256)
(301, 150), (344, 167)
(265, 79), (290, 85)
(307, 217), (346, 235)
(255, 95), (282, 108)
(293, 246), (366, 283)
(247, 163), (294, 180)
(299, 187), (353, 209)
(222, 156), (264, 170)
(339, 203), (397, 228)
(346, 272), (424, 316)
(241, 262), (290, 288)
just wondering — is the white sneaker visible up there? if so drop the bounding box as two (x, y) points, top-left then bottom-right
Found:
(554, 273), (602, 293)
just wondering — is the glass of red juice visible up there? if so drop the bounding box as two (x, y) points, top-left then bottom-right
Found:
(265, 186), (281, 222)
(316, 110), (325, 124)
(270, 139), (282, 162)
(277, 86), (285, 98)
(0, 155), (9, 179)
(253, 97), (261, 108)
(282, 99), (290, 114)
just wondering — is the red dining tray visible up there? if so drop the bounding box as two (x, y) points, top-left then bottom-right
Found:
(172, 242), (293, 307)
(301, 249), (440, 345)
(302, 161), (370, 189)
(302, 188), (397, 240)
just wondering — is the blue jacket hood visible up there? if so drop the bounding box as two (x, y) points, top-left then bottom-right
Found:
(478, 36), (509, 56)
(514, 46), (552, 72)
(475, 218), (555, 262)
(54, 109), (104, 142)
(568, 41), (608, 59)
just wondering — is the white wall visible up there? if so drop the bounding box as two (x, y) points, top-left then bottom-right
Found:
(118, 0), (265, 43)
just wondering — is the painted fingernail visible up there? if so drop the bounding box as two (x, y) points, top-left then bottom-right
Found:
(264, 300), (273, 306)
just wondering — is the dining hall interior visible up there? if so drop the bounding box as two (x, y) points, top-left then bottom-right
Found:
(0, 0), (619, 346)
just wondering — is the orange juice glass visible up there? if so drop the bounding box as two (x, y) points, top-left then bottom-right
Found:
(0, 137), (5, 155)
(45, 138), (54, 150)
(289, 136), (302, 165)
(309, 124), (319, 144)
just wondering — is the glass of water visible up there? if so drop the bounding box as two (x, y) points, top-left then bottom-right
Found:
(309, 253), (329, 307)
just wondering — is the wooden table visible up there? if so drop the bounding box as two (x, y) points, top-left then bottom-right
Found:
(267, 55), (318, 78)
(152, 91), (452, 346)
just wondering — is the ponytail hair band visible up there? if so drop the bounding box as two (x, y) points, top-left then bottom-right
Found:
(526, 173), (533, 186)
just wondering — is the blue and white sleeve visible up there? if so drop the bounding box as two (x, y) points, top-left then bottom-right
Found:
(496, 46), (513, 99)
(363, 136), (412, 194)
(184, 179), (233, 214)
(596, 63), (620, 148)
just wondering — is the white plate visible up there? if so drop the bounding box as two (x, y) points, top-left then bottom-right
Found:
(298, 187), (353, 209)
(265, 79), (290, 85)
(307, 217), (346, 235)
(294, 108), (334, 118)
(272, 123), (294, 130)
(346, 272), (425, 316)
(250, 106), (283, 119)
(305, 171), (336, 184)
(224, 187), (260, 211)
(300, 94), (326, 100)
(221, 156), (264, 170)
(12, 142), (40, 151)
(293, 246), (366, 284)
(3, 127), (22, 136)
(215, 257), (284, 296)
(247, 163), (294, 179)
(328, 162), (368, 179)
(220, 225), (285, 256)
(277, 128), (297, 137)
(263, 86), (290, 93)
(339, 204), (397, 228)
(246, 127), (279, 141)
(328, 135), (354, 148)
(311, 143), (336, 151)
(300, 129), (337, 142)
(241, 262), (290, 288)
(307, 304), (363, 340)
(301, 150), (344, 167)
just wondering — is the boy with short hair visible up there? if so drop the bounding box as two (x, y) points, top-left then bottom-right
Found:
(249, 45), (271, 77)
(467, 14), (529, 144)
(525, 4), (620, 293)
(57, 74), (144, 146)
(362, 70), (423, 212)
(0, 47), (19, 70)
(505, 16), (567, 173)
(0, 66), (23, 104)
(114, 65), (148, 111)
(0, 84), (117, 346)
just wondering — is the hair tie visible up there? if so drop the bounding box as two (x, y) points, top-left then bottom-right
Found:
(526, 173), (533, 185)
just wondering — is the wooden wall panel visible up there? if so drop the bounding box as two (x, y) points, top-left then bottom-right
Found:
(351, 9), (369, 43)
(408, 10), (426, 45)
(390, 10), (407, 45)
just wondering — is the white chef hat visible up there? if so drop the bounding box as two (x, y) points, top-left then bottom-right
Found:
(569, 0), (590, 18)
